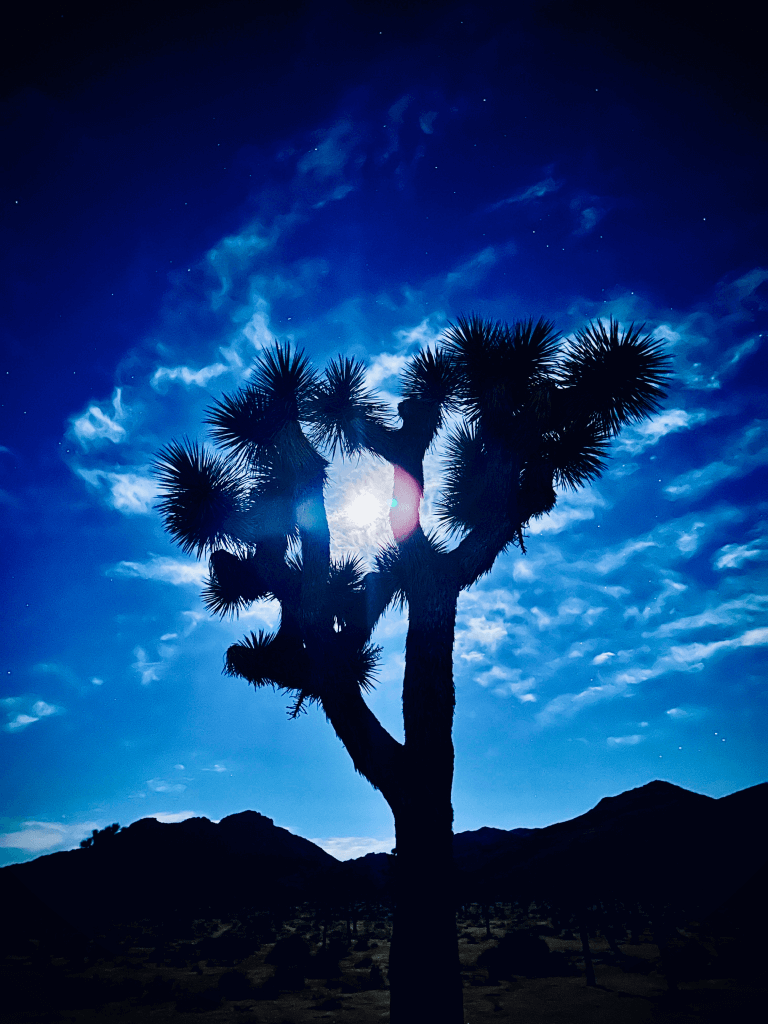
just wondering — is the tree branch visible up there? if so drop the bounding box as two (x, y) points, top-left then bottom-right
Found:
(320, 684), (404, 810)
(446, 449), (524, 588)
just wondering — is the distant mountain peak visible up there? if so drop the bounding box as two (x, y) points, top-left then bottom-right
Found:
(219, 809), (275, 829)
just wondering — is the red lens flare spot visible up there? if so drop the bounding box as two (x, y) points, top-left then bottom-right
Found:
(389, 465), (422, 542)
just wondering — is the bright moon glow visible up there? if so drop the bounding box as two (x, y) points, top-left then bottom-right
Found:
(345, 490), (383, 527)
(326, 457), (395, 564)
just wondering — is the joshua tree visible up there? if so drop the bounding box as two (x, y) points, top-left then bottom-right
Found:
(154, 315), (669, 1023)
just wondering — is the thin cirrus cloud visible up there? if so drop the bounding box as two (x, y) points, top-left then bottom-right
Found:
(714, 540), (766, 570)
(645, 594), (768, 638)
(113, 556), (208, 587)
(665, 420), (768, 499)
(2, 698), (63, 732)
(151, 362), (230, 389)
(147, 778), (187, 793)
(607, 735), (644, 746)
(0, 820), (101, 853)
(487, 176), (562, 210)
(476, 665), (537, 703)
(535, 625), (768, 727)
(616, 408), (711, 455)
(309, 835), (395, 861)
(69, 388), (128, 447)
(76, 467), (158, 515)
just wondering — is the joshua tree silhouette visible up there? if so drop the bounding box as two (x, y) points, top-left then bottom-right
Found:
(154, 315), (669, 1023)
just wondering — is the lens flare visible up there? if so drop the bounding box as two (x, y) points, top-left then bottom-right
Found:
(390, 465), (422, 542)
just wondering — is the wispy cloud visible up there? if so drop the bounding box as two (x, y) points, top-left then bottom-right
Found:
(592, 539), (658, 575)
(645, 594), (768, 638)
(365, 352), (409, 389)
(528, 488), (606, 536)
(624, 577), (687, 623)
(713, 540), (767, 570)
(146, 811), (200, 823)
(617, 408), (710, 454)
(2, 696), (64, 732)
(488, 176), (561, 210)
(308, 835), (395, 860)
(445, 245), (509, 288)
(147, 778), (187, 793)
(70, 389), (128, 447)
(0, 819), (101, 853)
(76, 468), (158, 514)
(476, 665), (536, 702)
(151, 362), (230, 389)
(607, 734), (643, 746)
(667, 417), (768, 495)
(132, 647), (163, 686)
(113, 556), (207, 587)
(297, 120), (362, 180)
(393, 314), (446, 351)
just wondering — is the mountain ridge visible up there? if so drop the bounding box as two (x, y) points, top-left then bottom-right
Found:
(3, 779), (765, 939)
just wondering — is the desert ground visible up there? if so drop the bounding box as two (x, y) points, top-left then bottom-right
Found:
(3, 903), (760, 1023)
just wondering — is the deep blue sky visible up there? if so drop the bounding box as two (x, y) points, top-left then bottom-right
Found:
(2, 0), (766, 865)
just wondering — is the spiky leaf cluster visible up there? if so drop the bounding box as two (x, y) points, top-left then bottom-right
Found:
(558, 319), (669, 435)
(434, 316), (670, 540)
(444, 315), (560, 436)
(225, 626), (381, 717)
(399, 349), (462, 423)
(206, 345), (325, 483)
(154, 439), (244, 556)
(203, 549), (288, 617)
(327, 556), (367, 632)
(433, 423), (493, 537)
(307, 356), (391, 456)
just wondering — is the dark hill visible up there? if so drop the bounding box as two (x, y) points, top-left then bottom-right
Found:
(2, 781), (765, 941)
(453, 780), (768, 916)
(1, 810), (337, 938)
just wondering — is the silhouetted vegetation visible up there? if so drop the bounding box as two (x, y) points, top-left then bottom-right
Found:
(152, 317), (670, 1024)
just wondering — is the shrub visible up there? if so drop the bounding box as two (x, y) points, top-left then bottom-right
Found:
(218, 969), (254, 999)
(175, 987), (222, 1012)
(366, 964), (386, 989)
(477, 930), (575, 981)
(140, 974), (177, 1004)
(264, 934), (311, 971)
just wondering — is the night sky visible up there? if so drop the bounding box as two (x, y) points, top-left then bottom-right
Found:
(2, 0), (766, 866)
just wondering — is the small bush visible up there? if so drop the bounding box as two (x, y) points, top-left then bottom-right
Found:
(366, 964), (386, 989)
(477, 930), (575, 981)
(140, 974), (177, 1004)
(264, 934), (311, 971)
(175, 987), (222, 1012)
(218, 969), (254, 999)
(252, 974), (281, 1000)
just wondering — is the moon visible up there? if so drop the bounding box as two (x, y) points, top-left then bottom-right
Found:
(345, 490), (385, 527)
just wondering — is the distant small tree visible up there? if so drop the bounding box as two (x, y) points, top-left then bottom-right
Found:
(155, 315), (669, 1023)
(80, 823), (121, 849)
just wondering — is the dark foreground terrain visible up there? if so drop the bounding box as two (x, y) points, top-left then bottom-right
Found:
(3, 897), (763, 1024)
(3, 781), (765, 1021)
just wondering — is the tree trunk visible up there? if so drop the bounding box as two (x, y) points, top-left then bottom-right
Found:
(387, 562), (464, 1024)
(389, 793), (463, 1024)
